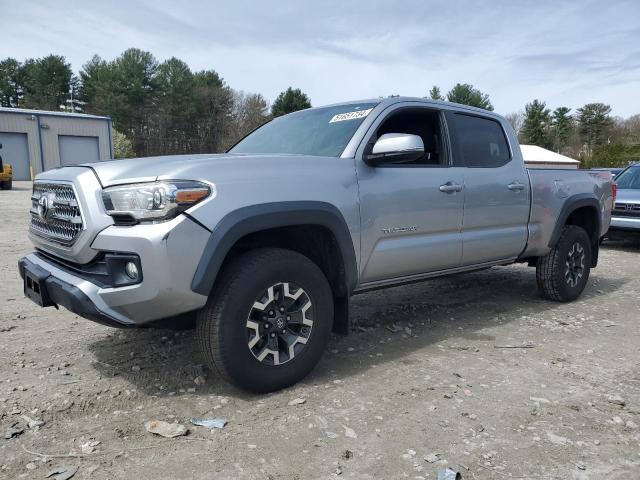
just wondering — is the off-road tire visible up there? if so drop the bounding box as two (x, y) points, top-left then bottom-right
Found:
(196, 248), (333, 392)
(536, 225), (591, 302)
(0, 179), (11, 190)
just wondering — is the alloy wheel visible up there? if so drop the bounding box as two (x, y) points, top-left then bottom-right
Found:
(246, 282), (313, 365)
(565, 241), (585, 287)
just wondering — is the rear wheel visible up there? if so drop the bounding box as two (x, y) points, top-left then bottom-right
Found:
(0, 179), (11, 190)
(536, 225), (591, 302)
(196, 248), (333, 392)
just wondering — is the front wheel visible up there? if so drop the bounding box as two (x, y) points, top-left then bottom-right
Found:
(196, 248), (334, 393)
(536, 225), (592, 302)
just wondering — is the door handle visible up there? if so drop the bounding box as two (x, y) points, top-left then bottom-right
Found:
(508, 181), (525, 191)
(439, 182), (463, 193)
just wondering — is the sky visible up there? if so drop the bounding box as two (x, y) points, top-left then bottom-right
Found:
(2, 0), (640, 117)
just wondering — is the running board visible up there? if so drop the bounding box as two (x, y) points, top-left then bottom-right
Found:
(352, 258), (517, 294)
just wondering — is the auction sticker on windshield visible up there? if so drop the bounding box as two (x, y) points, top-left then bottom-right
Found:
(329, 108), (373, 123)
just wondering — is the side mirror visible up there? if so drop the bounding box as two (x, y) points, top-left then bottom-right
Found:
(365, 133), (424, 166)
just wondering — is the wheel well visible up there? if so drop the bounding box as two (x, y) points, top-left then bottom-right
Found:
(565, 206), (599, 245)
(564, 205), (600, 267)
(223, 225), (349, 298)
(221, 225), (351, 334)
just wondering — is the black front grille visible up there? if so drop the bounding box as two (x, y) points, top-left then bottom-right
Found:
(613, 202), (640, 218)
(30, 182), (84, 245)
(35, 250), (142, 288)
(36, 250), (109, 283)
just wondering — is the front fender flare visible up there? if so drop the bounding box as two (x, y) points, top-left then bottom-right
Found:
(190, 201), (358, 297)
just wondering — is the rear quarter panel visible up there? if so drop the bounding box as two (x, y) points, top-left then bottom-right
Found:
(523, 169), (613, 257)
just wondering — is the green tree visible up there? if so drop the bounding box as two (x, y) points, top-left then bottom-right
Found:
(550, 107), (574, 153)
(429, 85), (443, 100)
(113, 49), (159, 155)
(520, 99), (551, 148)
(193, 70), (223, 89)
(576, 103), (613, 156)
(81, 50), (158, 155)
(21, 55), (73, 110)
(446, 83), (493, 111)
(271, 87), (311, 117)
(80, 55), (124, 117)
(155, 57), (196, 154)
(590, 143), (640, 168)
(0, 58), (25, 107)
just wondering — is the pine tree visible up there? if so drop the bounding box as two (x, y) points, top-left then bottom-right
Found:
(521, 100), (551, 148)
(271, 87), (311, 117)
(429, 86), (443, 100)
(550, 107), (573, 152)
(446, 83), (493, 111)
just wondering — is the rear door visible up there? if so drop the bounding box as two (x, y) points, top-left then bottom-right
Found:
(447, 112), (530, 265)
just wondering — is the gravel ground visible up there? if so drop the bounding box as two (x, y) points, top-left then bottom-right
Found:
(1, 181), (639, 479)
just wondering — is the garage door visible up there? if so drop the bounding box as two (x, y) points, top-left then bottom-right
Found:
(58, 135), (100, 165)
(0, 132), (30, 180)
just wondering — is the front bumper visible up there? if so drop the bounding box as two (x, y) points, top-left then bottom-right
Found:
(610, 215), (640, 231)
(19, 256), (128, 328)
(20, 214), (211, 326)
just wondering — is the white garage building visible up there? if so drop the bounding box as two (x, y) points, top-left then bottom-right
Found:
(0, 108), (113, 180)
(520, 144), (580, 169)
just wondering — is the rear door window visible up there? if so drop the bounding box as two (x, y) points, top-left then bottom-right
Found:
(452, 114), (511, 167)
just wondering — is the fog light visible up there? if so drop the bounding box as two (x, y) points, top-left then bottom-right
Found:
(125, 262), (139, 280)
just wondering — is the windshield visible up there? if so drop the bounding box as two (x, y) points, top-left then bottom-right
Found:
(615, 165), (640, 189)
(229, 102), (378, 157)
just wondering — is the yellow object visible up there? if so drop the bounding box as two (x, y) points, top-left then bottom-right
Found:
(0, 163), (11, 182)
(0, 163), (12, 190)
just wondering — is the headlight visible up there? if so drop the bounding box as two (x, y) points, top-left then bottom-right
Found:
(101, 181), (213, 222)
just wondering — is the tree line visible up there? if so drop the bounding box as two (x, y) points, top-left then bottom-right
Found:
(1, 50), (637, 167)
(0, 50), (310, 157)
(427, 83), (639, 168)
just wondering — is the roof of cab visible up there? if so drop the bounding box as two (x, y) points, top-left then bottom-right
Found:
(316, 96), (504, 120)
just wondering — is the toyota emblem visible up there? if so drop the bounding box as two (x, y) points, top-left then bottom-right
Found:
(37, 193), (56, 222)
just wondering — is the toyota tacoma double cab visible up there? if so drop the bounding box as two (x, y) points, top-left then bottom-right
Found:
(19, 97), (614, 392)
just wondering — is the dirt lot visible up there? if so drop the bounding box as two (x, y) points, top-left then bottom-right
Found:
(1, 181), (639, 479)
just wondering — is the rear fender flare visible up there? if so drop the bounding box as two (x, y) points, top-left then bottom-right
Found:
(548, 194), (601, 266)
(548, 194), (601, 248)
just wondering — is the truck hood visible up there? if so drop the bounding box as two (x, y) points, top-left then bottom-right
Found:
(80, 153), (327, 187)
(615, 188), (640, 204)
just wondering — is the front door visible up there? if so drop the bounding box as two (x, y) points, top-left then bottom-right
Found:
(447, 112), (530, 265)
(356, 105), (465, 284)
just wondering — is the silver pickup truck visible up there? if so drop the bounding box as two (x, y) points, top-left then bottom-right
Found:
(19, 97), (614, 392)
